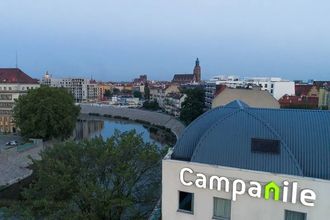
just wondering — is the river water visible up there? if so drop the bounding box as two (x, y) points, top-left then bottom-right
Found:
(74, 115), (176, 147)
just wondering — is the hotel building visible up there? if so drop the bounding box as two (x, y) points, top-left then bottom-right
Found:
(0, 68), (39, 133)
(162, 100), (330, 220)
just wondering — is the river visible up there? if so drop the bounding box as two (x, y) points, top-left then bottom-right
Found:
(74, 115), (176, 147)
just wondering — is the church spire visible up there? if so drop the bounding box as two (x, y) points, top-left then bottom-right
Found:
(193, 58), (201, 82)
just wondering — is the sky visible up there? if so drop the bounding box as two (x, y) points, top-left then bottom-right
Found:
(0, 0), (330, 81)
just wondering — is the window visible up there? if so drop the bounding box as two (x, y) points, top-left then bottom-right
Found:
(178, 191), (193, 213)
(213, 197), (231, 220)
(251, 138), (280, 154)
(285, 210), (306, 220)
(265, 84), (268, 88)
(271, 84), (274, 88)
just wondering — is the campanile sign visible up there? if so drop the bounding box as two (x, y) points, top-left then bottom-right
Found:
(179, 168), (316, 207)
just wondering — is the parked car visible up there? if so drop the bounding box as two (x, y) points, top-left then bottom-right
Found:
(6, 140), (18, 146)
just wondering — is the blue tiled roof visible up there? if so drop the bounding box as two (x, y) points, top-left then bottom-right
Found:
(172, 100), (330, 180)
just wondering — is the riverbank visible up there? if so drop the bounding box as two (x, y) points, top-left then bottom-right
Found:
(79, 103), (185, 138)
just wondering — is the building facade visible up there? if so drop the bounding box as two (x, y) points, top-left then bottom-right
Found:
(172, 58), (202, 84)
(162, 100), (330, 220)
(164, 93), (187, 117)
(205, 76), (295, 104)
(0, 68), (39, 133)
(41, 72), (99, 102)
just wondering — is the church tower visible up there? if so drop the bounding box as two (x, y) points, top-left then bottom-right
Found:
(193, 58), (201, 82)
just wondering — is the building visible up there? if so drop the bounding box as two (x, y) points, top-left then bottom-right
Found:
(41, 72), (99, 102)
(162, 100), (330, 220)
(164, 93), (187, 117)
(212, 86), (280, 109)
(318, 87), (330, 109)
(0, 68), (39, 133)
(98, 83), (113, 101)
(247, 77), (295, 100)
(279, 95), (319, 109)
(150, 84), (180, 108)
(206, 76), (295, 101)
(172, 58), (202, 84)
(193, 58), (201, 83)
(133, 74), (147, 84)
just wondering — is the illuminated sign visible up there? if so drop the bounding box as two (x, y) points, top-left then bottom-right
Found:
(180, 168), (316, 207)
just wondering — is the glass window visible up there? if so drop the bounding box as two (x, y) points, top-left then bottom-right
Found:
(178, 191), (193, 213)
(285, 210), (306, 220)
(213, 197), (231, 220)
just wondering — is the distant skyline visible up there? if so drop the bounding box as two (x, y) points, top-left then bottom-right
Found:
(1, 0), (330, 81)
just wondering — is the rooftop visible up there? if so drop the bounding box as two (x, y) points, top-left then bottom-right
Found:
(172, 100), (330, 180)
(0, 68), (38, 84)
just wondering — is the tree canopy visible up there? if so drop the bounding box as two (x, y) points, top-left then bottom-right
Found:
(6, 130), (165, 219)
(133, 91), (142, 99)
(180, 87), (205, 125)
(13, 86), (80, 140)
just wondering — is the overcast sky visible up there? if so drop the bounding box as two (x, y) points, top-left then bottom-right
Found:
(0, 0), (329, 81)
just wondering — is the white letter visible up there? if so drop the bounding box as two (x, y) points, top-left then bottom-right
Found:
(210, 176), (230, 192)
(195, 173), (207, 188)
(300, 189), (316, 207)
(282, 181), (289, 203)
(180, 168), (193, 186)
(291, 182), (298, 204)
(232, 179), (246, 201)
(248, 181), (261, 198)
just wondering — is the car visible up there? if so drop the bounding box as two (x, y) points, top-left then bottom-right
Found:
(6, 140), (18, 146)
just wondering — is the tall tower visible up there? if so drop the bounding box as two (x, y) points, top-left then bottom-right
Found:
(193, 58), (201, 82)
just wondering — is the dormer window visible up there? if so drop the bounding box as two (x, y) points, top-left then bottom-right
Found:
(251, 138), (280, 154)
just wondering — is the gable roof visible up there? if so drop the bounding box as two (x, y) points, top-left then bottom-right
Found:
(0, 68), (38, 84)
(172, 100), (330, 180)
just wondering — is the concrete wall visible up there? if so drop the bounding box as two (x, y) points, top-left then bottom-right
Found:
(273, 81), (295, 100)
(162, 159), (330, 220)
(79, 104), (185, 138)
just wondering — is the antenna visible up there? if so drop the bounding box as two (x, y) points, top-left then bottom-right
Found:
(15, 51), (18, 68)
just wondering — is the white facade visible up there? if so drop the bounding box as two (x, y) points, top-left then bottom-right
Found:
(162, 157), (330, 220)
(206, 76), (295, 101)
(41, 73), (99, 102)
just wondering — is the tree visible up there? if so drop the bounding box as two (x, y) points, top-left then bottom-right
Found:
(142, 100), (160, 111)
(113, 88), (120, 95)
(13, 86), (80, 140)
(144, 83), (150, 100)
(180, 87), (205, 125)
(133, 91), (142, 99)
(6, 130), (165, 219)
(104, 89), (112, 98)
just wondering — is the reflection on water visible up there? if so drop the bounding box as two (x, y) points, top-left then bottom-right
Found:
(74, 116), (176, 147)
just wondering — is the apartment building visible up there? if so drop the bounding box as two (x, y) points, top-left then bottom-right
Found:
(0, 68), (39, 133)
(41, 72), (99, 102)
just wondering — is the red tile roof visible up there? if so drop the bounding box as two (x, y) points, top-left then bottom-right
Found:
(279, 95), (319, 109)
(295, 84), (314, 96)
(0, 68), (38, 84)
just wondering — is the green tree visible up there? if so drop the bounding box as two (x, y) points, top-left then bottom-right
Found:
(180, 87), (205, 125)
(142, 100), (160, 111)
(113, 88), (120, 95)
(13, 86), (80, 140)
(144, 83), (150, 100)
(104, 89), (112, 98)
(6, 130), (165, 220)
(133, 91), (142, 99)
